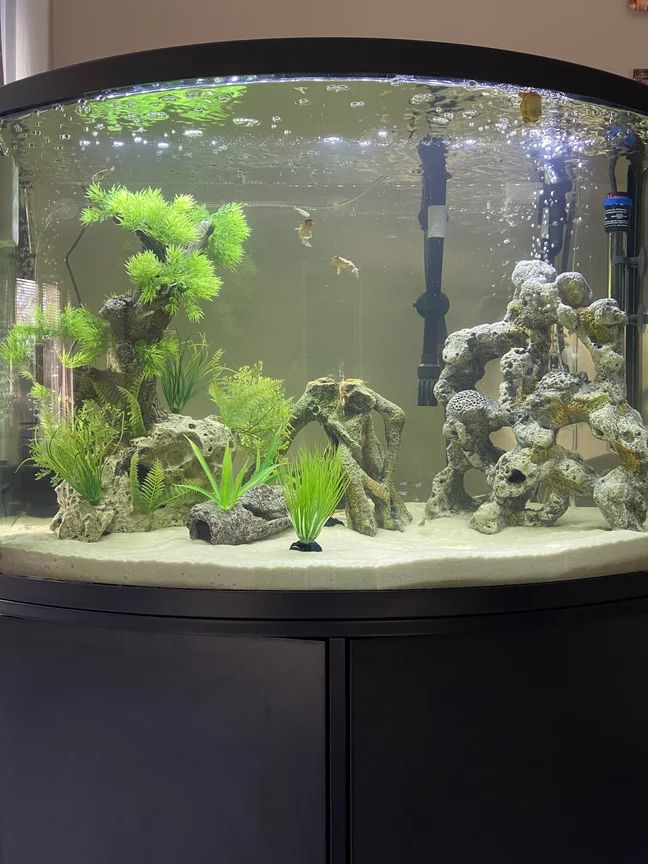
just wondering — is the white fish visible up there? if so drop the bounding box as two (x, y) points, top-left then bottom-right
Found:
(331, 255), (360, 279)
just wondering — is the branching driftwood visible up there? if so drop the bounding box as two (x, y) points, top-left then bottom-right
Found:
(289, 377), (411, 536)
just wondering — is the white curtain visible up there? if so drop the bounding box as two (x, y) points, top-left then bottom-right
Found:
(1, 0), (51, 83)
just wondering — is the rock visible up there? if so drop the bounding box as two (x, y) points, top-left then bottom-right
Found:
(51, 414), (232, 542)
(187, 485), (291, 545)
(428, 259), (648, 533)
(50, 483), (115, 543)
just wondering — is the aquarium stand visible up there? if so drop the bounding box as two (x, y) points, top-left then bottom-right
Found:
(1, 571), (648, 864)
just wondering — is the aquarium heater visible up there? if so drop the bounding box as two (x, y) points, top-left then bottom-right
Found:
(414, 136), (450, 407)
(604, 128), (646, 409)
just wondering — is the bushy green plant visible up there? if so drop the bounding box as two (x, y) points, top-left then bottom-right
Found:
(177, 434), (281, 512)
(129, 454), (185, 514)
(77, 85), (247, 132)
(81, 184), (249, 322)
(281, 448), (349, 545)
(161, 335), (213, 414)
(27, 402), (122, 504)
(209, 359), (293, 458)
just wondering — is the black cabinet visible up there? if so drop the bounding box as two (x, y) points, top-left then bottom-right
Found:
(0, 618), (326, 864)
(3, 574), (648, 864)
(350, 617), (648, 863)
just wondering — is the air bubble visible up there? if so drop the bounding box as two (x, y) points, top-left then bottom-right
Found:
(232, 117), (260, 127)
(326, 83), (349, 91)
(350, 101), (365, 108)
(409, 93), (433, 105)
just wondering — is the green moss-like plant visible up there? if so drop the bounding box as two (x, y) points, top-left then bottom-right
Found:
(27, 402), (122, 505)
(1, 184), (250, 432)
(281, 448), (350, 550)
(178, 433), (281, 512)
(76, 85), (247, 132)
(209, 359), (293, 458)
(161, 335), (214, 414)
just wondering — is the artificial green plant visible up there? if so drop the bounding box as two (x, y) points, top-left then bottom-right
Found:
(161, 334), (214, 414)
(281, 447), (349, 550)
(27, 400), (123, 505)
(209, 358), (293, 459)
(0, 184), (250, 434)
(129, 454), (185, 516)
(177, 432), (281, 512)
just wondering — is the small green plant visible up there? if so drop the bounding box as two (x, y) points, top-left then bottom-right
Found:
(27, 402), (122, 505)
(129, 454), (185, 514)
(161, 335), (214, 413)
(209, 359), (293, 458)
(177, 434), (281, 512)
(281, 448), (350, 548)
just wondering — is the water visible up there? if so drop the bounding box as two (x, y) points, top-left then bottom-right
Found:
(0, 73), (646, 582)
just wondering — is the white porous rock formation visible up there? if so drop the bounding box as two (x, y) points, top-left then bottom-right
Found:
(427, 260), (648, 534)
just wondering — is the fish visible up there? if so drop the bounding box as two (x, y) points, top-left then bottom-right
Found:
(331, 255), (360, 279)
(519, 91), (542, 124)
(294, 207), (313, 247)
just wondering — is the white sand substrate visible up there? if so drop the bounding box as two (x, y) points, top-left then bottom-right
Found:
(1, 504), (648, 590)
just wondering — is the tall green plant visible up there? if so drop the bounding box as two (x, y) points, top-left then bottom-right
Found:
(281, 448), (349, 548)
(161, 335), (214, 414)
(28, 403), (122, 505)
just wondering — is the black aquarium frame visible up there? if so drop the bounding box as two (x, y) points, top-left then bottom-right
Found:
(0, 37), (647, 117)
(2, 38), (648, 864)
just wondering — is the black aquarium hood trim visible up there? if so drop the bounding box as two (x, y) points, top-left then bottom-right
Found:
(0, 37), (647, 117)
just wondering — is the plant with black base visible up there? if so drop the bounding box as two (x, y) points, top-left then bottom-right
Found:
(177, 432), (281, 512)
(1, 184), (250, 433)
(27, 402), (122, 505)
(281, 447), (349, 552)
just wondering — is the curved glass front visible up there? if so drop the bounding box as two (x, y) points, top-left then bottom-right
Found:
(0, 67), (646, 588)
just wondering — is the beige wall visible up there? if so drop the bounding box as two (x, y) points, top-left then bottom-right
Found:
(51, 0), (648, 78)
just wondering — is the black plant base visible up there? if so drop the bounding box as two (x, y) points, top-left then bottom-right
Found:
(290, 540), (323, 552)
(324, 517), (344, 527)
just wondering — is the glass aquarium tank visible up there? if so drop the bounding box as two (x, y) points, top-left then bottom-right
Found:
(0, 38), (647, 589)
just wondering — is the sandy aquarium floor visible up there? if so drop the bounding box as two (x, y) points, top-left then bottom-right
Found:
(1, 504), (648, 590)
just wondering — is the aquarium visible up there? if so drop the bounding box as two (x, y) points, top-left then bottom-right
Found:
(0, 39), (647, 589)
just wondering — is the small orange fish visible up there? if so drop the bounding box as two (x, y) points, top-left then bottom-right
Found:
(331, 255), (360, 279)
(295, 207), (313, 247)
(519, 91), (542, 123)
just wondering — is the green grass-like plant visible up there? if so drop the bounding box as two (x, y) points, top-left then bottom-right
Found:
(28, 402), (122, 505)
(281, 448), (350, 545)
(177, 433), (281, 512)
(209, 359), (293, 458)
(161, 335), (213, 414)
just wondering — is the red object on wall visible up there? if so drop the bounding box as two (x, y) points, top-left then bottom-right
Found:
(629, 0), (648, 9)
(633, 69), (648, 84)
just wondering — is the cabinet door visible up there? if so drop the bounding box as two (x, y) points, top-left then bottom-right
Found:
(350, 615), (648, 864)
(0, 617), (326, 864)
